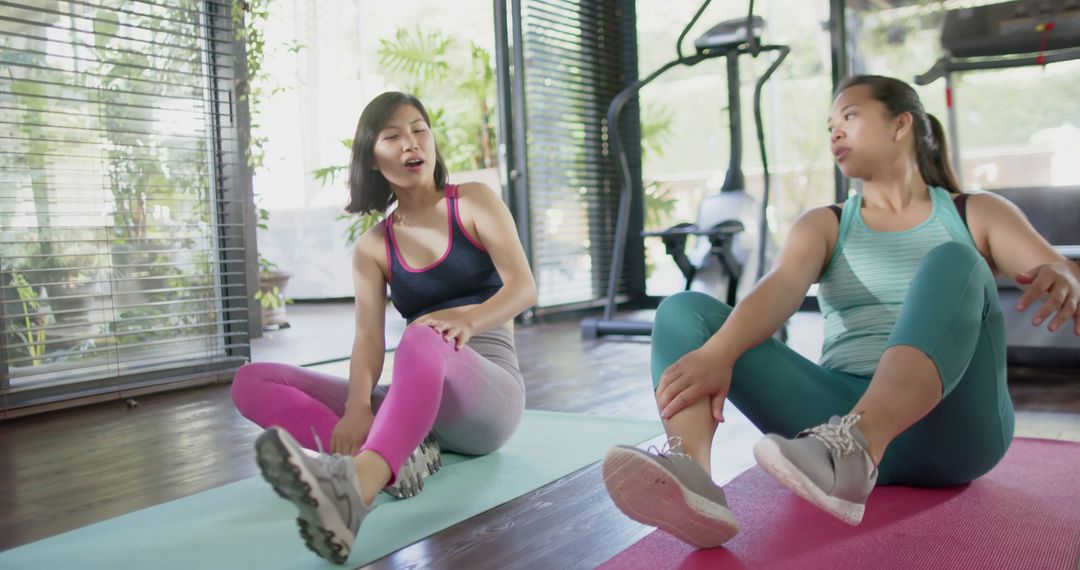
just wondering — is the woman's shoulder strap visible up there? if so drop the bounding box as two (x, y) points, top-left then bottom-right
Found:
(931, 186), (976, 246)
(953, 192), (970, 228)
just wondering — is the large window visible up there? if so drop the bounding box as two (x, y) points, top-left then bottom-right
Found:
(845, 0), (1080, 191)
(0, 0), (249, 414)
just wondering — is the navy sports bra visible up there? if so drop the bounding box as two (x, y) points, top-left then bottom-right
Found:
(384, 184), (503, 321)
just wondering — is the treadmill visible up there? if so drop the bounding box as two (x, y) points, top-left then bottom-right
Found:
(916, 0), (1080, 366)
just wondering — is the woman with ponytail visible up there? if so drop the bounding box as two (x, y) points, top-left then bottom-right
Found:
(601, 75), (1080, 547)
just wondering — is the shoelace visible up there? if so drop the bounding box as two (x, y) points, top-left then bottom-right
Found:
(802, 413), (863, 457)
(307, 426), (352, 475)
(648, 436), (691, 459)
(310, 426), (329, 454)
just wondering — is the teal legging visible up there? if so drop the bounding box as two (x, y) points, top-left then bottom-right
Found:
(652, 241), (1014, 487)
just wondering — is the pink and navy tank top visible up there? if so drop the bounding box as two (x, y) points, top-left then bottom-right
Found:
(384, 184), (503, 321)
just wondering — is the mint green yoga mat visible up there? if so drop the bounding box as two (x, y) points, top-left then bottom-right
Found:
(1, 411), (662, 569)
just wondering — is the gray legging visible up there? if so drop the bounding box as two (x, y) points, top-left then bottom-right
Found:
(371, 326), (525, 455)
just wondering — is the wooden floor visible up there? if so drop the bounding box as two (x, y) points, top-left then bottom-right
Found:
(2, 312), (1079, 569)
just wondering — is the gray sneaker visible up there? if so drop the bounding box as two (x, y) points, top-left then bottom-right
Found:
(383, 433), (443, 499)
(753, 414), (877, 525)
(255, 427), (374, 564)
(603, 438), (740, 548)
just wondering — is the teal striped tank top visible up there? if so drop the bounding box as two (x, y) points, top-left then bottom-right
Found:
(817, 186), (976, 376)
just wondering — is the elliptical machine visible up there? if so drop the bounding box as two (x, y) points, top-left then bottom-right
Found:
(581, 0), (789, 339)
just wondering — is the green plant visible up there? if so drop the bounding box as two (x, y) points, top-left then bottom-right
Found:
(460, 44), (497, 170)
(257, 255), (279, 275)
(640, 103), (675, 163)
(233, 0), (272, 173)
(640, 103), (679, 230)
(639, 103), (681, 280)
(233, 0), (272, 237)
(253, 285), (291, 310)
(311, 138), (382, 246)
(3, 235), (105, 369)
(311, 138), (356, 189)
(377, 28), (453, 88)
(340, 212), (382, 249)
(9, 272), (51, 367)
(253, 253), (290, 310)
(644, 181), (678, 229)
(252, 251), (291, 311)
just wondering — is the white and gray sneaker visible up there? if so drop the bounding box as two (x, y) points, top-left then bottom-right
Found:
(383, 433), (442, 499)
(753, 413), (878, 525)
(255, 427), (373, 564)
(602, 438), (740, 549)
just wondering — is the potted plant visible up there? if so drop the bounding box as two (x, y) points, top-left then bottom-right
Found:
(255, 254), (291, 330)
(8, 271), (51, 368)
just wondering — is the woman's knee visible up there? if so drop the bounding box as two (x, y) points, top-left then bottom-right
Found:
(654, 291), (731, 333)
(923, 241), (981, 270)
(391, 325), (455, 391)
(230, 362), (275, 413)
(397, 324), (449, 357)
(907, 241), (992, 307)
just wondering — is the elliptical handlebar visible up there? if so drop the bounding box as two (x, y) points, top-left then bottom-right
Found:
(746, 0), (761, 57)
(601, 41), (789, 321)
(752, 44), (790, 281)
(603, 54), (711, 321)
(676, 0), (713, 61)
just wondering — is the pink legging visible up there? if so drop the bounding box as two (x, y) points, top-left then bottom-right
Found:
(231, 325), (524, 482)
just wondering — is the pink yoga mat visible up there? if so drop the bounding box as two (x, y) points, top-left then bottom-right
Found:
(600, 437), (1080, 569)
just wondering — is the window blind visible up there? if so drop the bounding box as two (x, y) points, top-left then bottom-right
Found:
(521, 0), (643, 309)
(0, 0), (250, 416)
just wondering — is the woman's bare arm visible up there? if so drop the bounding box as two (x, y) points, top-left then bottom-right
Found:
(966, 192), (1067, 278)
(967, 192), (1080, 334)
(345, 226), (389, 414)
(702, 207), (836, 363)
(655, 206), (837, 418)
(453, 182), (537, 334)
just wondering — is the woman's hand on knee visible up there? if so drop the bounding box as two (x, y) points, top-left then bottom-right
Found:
(1015, 260), (1080, 335)
(414, 317), (475, 350)
(330, 407), (374, 455)
(656, 348), (732, 422)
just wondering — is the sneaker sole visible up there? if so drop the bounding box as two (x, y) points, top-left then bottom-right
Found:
(255, 428), (355, 564)
(752, 437), (864, 525)
(602, 446), (740, 549)
(383, 433), (442, 499)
